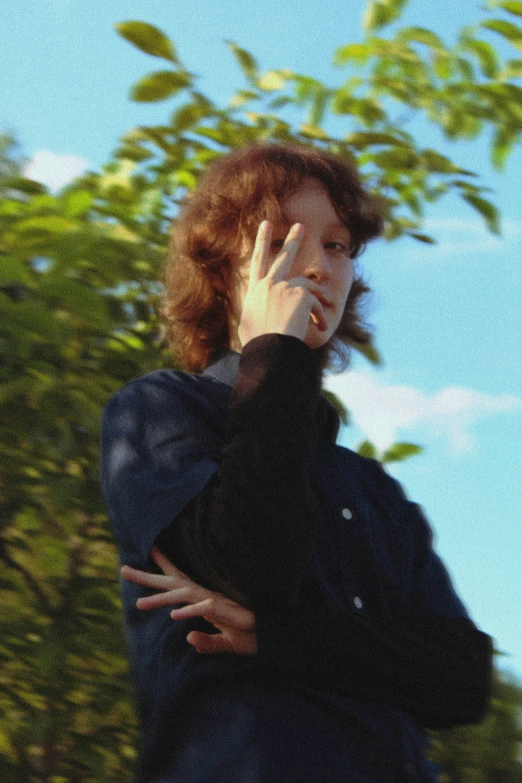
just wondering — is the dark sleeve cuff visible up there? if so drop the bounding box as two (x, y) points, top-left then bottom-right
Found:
(255, 601), (493, 729)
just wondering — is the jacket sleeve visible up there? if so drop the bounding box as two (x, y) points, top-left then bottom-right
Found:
(171, 454), (493, 729)
(254, 560), (493, 730)
(151, 333), (325, 608)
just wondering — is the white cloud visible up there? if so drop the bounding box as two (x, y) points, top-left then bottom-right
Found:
(405, 217), (522, 260)
(324, 370), (522, 453)
(23, 150), (88, 192)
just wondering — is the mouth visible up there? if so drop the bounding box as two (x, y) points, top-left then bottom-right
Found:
(310, 292), (332, 331)
(312, 292), (332, 310)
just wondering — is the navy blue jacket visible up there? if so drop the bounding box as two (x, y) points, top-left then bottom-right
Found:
(101, 334), (492, 782)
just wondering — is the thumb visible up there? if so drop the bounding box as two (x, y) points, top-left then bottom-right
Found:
(187, 630), (232, 655)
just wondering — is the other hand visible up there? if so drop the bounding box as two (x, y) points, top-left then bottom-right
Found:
(121, 547), (257, 656)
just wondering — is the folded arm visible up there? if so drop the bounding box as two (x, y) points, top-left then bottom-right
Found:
(123, 542), (492, 731)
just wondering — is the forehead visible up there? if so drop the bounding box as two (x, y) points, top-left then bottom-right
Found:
(278, 177), (348, 231)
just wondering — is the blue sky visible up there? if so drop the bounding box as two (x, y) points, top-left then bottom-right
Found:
(2, 0), (521, 679)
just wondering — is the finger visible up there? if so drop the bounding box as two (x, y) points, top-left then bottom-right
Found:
(248, 221), (272, 285)
(287, 278), (328, 332)
(310, 299), (328, 331)
(170, 597), (255, 630)
(150, 546), (191, 581)
(186, 630), (233, 655)
(267, 223), (303, 283)
(121, 565), (174, 590)
(136, 586), (207, 611)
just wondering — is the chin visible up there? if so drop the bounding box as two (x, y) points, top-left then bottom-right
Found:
(304, 324), (332, 350)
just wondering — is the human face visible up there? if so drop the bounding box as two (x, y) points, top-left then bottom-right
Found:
(234, 177), (354, 351)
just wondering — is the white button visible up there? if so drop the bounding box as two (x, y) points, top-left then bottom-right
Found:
(353, 596), (363, 609)
(341, 508), (353, 520)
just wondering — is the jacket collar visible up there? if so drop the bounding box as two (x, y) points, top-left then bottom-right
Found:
(203, 348), (241, 387)
(202, 347), (340, 444)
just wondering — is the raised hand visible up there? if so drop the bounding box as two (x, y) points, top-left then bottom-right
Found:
(121, 547), (257, 656)
(237, 221), (328, 347)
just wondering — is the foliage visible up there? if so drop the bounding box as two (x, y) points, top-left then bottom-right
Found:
(1, 1), (522, 779)
(0, 158), (165, 783)
(356, 439), (423, 463)
(112, 0), (522, 243)
(430, 666), (522, 782)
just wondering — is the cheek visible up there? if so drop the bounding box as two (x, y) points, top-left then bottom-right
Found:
(335, 266), (355, 306)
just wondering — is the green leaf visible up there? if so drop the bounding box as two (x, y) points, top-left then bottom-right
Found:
(39, 277), (110, 328)
(373, 148), (420, 169)
(13, 215), (74, 235)
(0, 256), (31, 286)
(294, 75), (323, 105)
(3, 177), (47, 195)
(115, 21), (178, 62)
(130, 71), (192, 102)
(482, 19), (522, 49)
(357, 440), (378, 459)
(226, 41), (259, 85)
(409, 232), (436, 244)
(398, 26), (445, 50)
(60, 189), (93, 218)
(459, 38), (499, 77)
(462, 193), (501, 233)
(381, 442), (423, 463)
(333, 43), (370, 65)
(171, 102), (210, 133)
(364, 0), (409, 32)
(268, 96), (295, 110)
(502, 57), (522, 76)
(115, 143), (155, 163)
(299, 123), (328, 140)
(351, 341), (383, 365)
(0, 375), (34, 405)
(259, 71), (287, 91)
(171, 169), (198, 191)
(228, 89), (260, 108)
(492, 0), (522, 15)
(321, 390), (350, 426)
(422, 149), (462, 173)
(491, 127), (517, 169)
(345, 131), (408, 148)
(433, 51), (454, 79)
(309, 85), (330, 127)
(0, 294), (69, 341)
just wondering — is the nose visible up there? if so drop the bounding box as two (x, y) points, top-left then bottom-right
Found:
(292, 235), (330, 283)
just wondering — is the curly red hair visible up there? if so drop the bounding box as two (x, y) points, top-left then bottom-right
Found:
(162, 143), (384, 372)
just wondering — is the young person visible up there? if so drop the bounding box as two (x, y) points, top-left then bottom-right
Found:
(101, 144), (492, 782)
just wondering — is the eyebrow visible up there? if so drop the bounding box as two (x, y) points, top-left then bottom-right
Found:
(327, 220), (351, 234)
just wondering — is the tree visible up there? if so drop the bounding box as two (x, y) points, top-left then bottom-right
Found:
(430, 664), (522, 782)
(1, 0), (522, 779)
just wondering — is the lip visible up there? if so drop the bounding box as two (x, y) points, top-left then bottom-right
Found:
(312, 291), (332, 310)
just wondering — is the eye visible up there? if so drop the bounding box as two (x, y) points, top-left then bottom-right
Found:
(325, 241), (349, 254)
